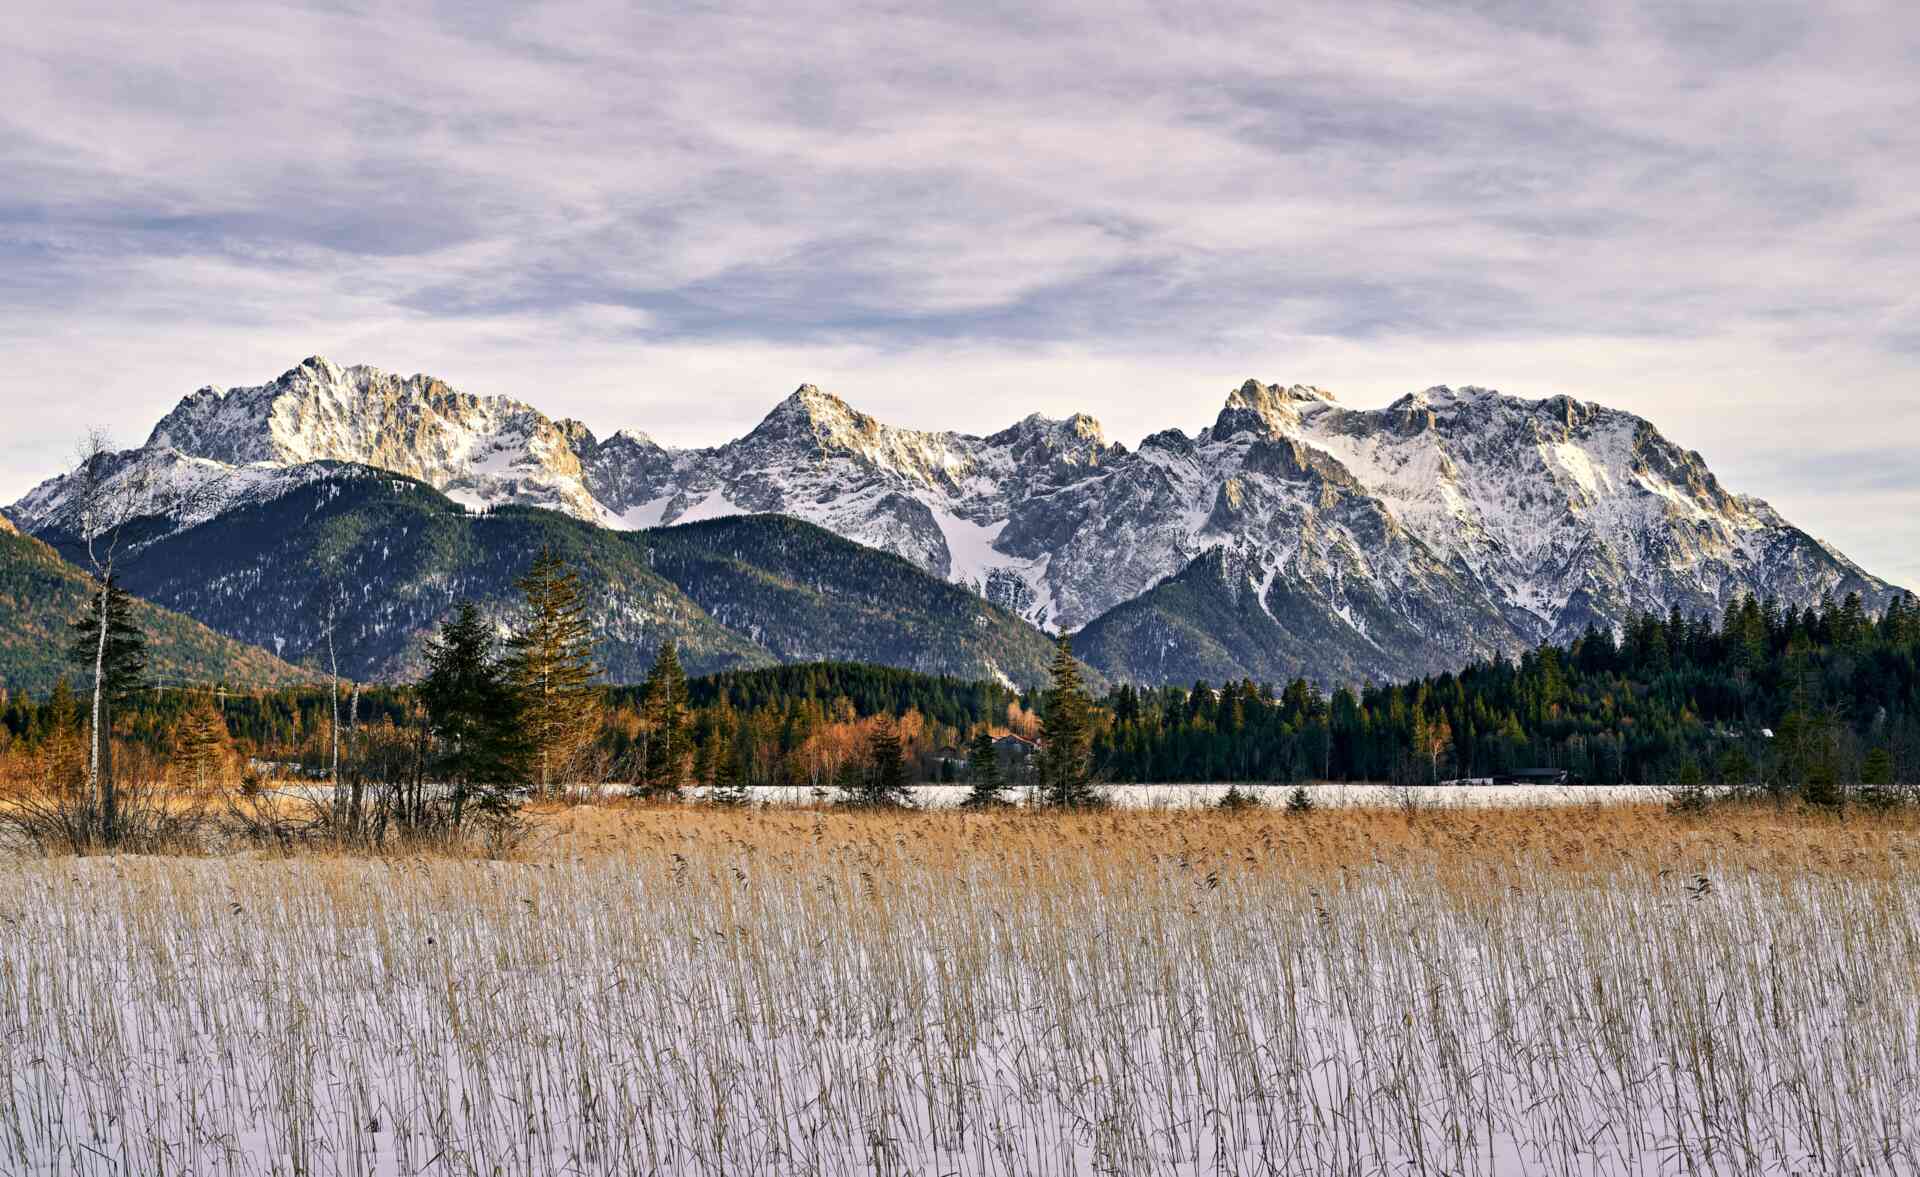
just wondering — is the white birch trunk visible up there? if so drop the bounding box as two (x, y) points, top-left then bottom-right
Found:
(328, 608), (345, 832)
(89, 579), (111, 843)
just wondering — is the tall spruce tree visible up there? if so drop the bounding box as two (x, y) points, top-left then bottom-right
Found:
(963, 729), (1008, 806)
(420, 602), (527, 829)
(172, 692), (230, 791)
(505, 548), (603, 799)
(640, 639), (691, 798)
(1039, 634), (1097, 807)
(67, 578), (149, 841)
(40, 677), (86, 794)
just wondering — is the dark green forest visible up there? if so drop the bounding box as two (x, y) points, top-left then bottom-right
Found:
(1095, 592), (1920, 788)
(6, 588), (1916, 789)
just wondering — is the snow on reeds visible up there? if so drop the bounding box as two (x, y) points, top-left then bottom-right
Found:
(2, 809), (1917, 1176)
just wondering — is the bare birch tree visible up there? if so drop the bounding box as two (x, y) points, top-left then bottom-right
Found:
(63, 431), (210, 845)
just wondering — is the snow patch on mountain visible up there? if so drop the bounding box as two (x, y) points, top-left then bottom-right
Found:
(7, 360), (1894, 685)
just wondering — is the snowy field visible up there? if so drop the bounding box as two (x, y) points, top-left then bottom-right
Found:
(261, 782), (1682, 810)
(4, 836), (1914, 1176)
(686, 783), (1680, 808)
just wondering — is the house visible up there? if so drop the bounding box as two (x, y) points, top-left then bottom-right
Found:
(940, 733), (1041, 783)
(1494, 767), (1573, 786)
(992, 733), (1039, 762)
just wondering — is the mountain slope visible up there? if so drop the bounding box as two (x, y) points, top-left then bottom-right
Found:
(7, 359), (1893, 687)
(36, 471), (1068, 686)
(49, 472), (771, 682)
(643, 515), (1077, 688)
(1072, 546), (1504, 687)
(0, 512), (308, 696)
(1072, 384), (1891, 684)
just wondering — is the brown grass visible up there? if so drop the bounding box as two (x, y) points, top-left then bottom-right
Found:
(522, 796), (1920, 881)
(5, 795), (1919, 1173)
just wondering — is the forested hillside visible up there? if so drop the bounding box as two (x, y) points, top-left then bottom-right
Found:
(0, 513), (307, 696)
(40, 472), (1067, 687)
(641, 517), (1072, 689)
(1095, 592), (1920, 787)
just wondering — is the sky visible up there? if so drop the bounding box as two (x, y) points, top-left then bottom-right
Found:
(2, 0), (1916, 588)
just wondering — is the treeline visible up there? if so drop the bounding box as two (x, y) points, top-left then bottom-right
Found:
(7, 579), (1919, 804)
(1095, 592), (1920, 789)
(0, 546), (612, 849)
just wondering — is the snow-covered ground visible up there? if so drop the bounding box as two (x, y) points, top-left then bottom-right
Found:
(685, 783), (1680, 808)
(256, 782), (1682, 811)
(4, 849), (1913, 1176)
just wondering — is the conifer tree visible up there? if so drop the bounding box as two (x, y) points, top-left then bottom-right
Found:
(420, 602), (527, 829)
(705, 692), (750, 804)
(505, 548), (603, 799)
(41, 677), (86, 794)
(173, 692), (230, 791)
(844, 717), (911, 807)
(639, 639), (690, 798)
(1858, 745), (1899, 810)
(710, 738), (749, 805)
(963, 729), (1007, 806)
(1038, 634), (1097, 807)
(67, 579), (148, 840)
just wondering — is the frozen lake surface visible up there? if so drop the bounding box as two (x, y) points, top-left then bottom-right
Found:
(687, 783), (1680, 808)
(259, 782), (1679, 811)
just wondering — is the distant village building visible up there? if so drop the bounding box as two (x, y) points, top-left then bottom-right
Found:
(993, 733), (1039, 762)
(1494, 767), (1572, 786)
(940, 733), (1041, 782)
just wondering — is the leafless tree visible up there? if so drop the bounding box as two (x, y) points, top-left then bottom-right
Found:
(307, 576), (368, 840)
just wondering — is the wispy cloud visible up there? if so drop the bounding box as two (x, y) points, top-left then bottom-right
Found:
(0, 0), (1915, 586)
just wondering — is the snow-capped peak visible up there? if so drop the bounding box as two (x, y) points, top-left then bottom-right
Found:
(1211, 379), (1337, 438)
(7, 360), (1892, 685)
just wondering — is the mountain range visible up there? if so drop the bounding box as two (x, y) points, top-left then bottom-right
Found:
(6, 357), (1896, 689)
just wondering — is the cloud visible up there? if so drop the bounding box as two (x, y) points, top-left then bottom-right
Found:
(0, 0), (1916, 588)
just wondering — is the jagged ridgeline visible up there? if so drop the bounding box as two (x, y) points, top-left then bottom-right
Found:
(39, 472), (1068, 687)
(5, 357), (1898, 688)
(0, 512), (307, 695)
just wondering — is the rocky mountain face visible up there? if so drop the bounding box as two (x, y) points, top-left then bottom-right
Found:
(7, 358), (1894, 687)
(1077, 382), (1894, 683)
(31, 471), (1069, 687)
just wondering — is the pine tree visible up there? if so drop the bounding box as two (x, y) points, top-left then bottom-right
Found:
(1669, 757), (1710, 814)
(1218, 784), (1259, 811)
(710, 750), (750, 806)
(1038, 634), (1098, 807)
(504, 548), (603, 799)
(963, 729), (1007, 807)
(706, 693), (749, 805)
(1858, 745), (1900, 810)
(639, 639), (690, 798)
(1717, 746), (1755, 791)
(172, 693), (230, 791)
(40, 678), (86, 795)
(420, 602), (527, 829)
(844, 718), (911, 807)
(1861, 745), (1895, 788)
(67, 578), (149, 841)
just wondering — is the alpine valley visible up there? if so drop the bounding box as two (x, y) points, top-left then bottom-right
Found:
(5, 357), (1894, 689)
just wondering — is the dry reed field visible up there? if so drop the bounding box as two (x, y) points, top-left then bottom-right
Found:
(4, 802), (1919, 1176)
